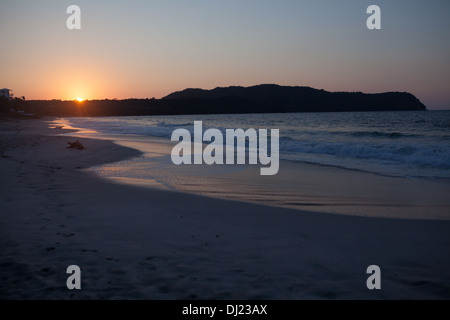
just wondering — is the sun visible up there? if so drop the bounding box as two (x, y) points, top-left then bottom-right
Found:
(76, 97), (84, 102)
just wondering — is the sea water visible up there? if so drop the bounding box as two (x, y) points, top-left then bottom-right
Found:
(65, 110), (450, 180)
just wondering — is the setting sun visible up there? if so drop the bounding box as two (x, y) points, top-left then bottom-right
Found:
(76, 97), (84, 102)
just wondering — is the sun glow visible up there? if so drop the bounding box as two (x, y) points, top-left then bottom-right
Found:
(76, 97), (84, 102)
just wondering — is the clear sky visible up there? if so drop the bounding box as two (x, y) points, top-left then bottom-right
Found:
(1, 0), (449, 109)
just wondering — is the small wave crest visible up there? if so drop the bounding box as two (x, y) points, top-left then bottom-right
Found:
(279, 138), (450, 169)
(347, 131), (419, 139)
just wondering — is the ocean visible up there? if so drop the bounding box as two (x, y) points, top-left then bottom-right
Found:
(64, 110), (450, 180)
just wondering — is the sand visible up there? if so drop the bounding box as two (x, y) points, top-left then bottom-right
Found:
(83, 134), (450, 220)
(1, 118), (449, 299)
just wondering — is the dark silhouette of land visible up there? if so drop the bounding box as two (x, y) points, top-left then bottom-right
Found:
(164, 84), (427, 112)
(6, 84), (426, 117)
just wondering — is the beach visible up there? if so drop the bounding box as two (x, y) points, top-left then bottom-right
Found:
(1, 118), (450, 299)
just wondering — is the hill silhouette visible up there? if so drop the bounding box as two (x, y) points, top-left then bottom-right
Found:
(22, 84), (426, 117)
(164, 84), (427, 113)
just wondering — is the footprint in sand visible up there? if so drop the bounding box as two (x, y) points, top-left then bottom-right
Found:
(106, 257), (121, 262)
(37, 268), (52, 276)
(63, 233), (75, 238)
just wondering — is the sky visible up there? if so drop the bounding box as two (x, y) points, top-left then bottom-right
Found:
(0, 0), (449, 109)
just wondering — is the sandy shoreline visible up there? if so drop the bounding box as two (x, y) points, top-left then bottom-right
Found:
(84, 134), (450, 220)
(1, 118), (450, 299)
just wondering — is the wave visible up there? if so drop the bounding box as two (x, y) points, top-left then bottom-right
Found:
(279, 138), (450, 169)
(156, 121), (193, 128)
(346, 131), (420, 139)
(66, 113), (450, 178)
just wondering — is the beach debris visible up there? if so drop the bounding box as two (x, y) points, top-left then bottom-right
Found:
(67, 140), (85, 150)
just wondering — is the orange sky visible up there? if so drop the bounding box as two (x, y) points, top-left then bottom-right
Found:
(1, 1), (449, 109)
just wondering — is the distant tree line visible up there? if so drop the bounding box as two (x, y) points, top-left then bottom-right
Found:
(2, 85), (427, 118)
(0, 96), (30, 117)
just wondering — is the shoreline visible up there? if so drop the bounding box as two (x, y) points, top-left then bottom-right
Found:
(56, 117), (450, 221)
(1, 118), (450, 299)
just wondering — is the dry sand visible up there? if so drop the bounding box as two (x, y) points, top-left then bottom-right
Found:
(1, 118), (449, 299)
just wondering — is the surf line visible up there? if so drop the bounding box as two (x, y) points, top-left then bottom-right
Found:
(171, 121), (279, 175)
